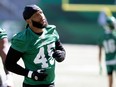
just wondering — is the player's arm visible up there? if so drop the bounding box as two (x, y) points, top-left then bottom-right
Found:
(5, 47), (47, 81)
(0, 37), (10, 74)
(0, 38), (8, 62)
(5, 47), (29, 76)
(98, 45), (102, 75)
(52, 40), (66, 62)
(99, 45), (102, 65)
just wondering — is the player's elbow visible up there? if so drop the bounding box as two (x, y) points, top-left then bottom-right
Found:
(5, 53), (15, 72)
(5, 57), (12, 71)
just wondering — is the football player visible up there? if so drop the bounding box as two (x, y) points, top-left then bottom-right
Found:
(5, 4), (66, 87)
(98, 16), (116, 87)
(0, 28), (14, 87)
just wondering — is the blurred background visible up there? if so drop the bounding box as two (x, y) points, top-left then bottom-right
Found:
(1, 0), (116, 45)
(0, 0), (116, 87)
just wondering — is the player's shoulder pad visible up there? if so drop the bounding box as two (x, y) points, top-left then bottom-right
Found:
(46, 25), (56, 30)
(12, 30), (27, 42)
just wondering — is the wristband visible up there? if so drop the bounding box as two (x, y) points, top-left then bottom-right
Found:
(27, 71), (33, 78)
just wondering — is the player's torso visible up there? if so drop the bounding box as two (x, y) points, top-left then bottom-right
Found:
(22, 25), (58, 85)
(102, 33), (116, 60)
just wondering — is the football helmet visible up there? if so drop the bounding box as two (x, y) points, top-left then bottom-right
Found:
(106, 16), (116, 30)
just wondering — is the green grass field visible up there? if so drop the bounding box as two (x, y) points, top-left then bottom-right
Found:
(0, 44), (116, 87)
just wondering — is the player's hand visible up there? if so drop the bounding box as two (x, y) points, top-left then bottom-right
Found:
(28, 69), (48, 81)
(52, 50), (65, 62)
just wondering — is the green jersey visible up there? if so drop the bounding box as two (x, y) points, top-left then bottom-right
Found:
(11, 25), (59, 85)
(0, 28), (7, 40)
(99, 30), (116, 61)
